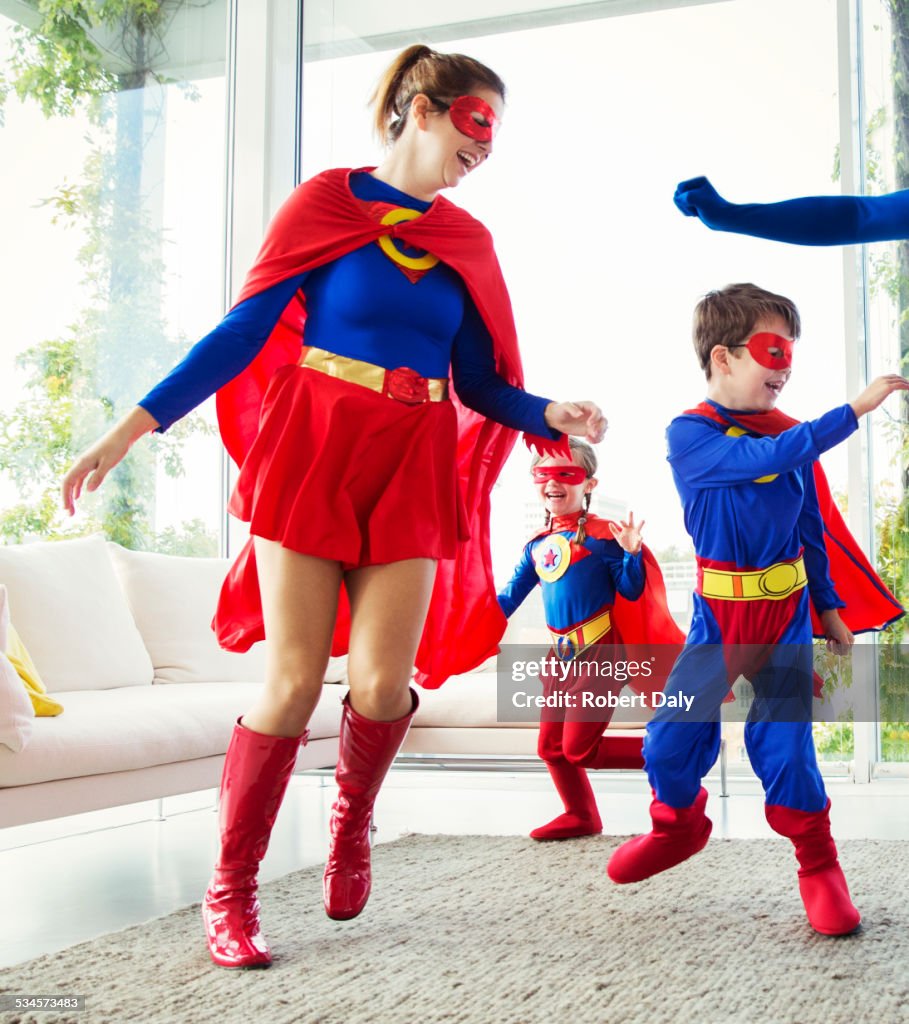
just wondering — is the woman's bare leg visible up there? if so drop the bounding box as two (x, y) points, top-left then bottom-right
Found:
(203, 536), (344, 967)
(241, 536), (343, 736)
(344, 557), (437, 718)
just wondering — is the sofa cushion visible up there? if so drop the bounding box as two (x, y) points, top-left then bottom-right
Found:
(107, 544), (347, 684)
(0, 681), (347, 788)
(413, 673), (536, 729)
(0, 585), (34, 752)
(0, 536), (153, 693)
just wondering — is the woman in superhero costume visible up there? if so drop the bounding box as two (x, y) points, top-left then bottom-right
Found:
(497, 439), (684, 840)
(61, 45), (606, 969)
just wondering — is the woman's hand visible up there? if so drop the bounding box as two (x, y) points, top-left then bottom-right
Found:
(61, 407), (159, 515)
(850, 374), (909, 418)
(819, 609), (854, 656)
(544, 401), (607, 444)
(608, 512), (645, 555)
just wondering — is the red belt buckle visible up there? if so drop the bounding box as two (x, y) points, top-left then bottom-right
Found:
(384, 366), (430, 404)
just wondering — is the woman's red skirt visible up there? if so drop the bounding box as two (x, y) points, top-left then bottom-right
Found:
(214, 363), (468, 652)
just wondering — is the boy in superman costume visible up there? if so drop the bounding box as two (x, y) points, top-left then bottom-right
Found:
(607, 283), (907, 936)
(498, 438), (684, 840)
(673, 176), (909, 245)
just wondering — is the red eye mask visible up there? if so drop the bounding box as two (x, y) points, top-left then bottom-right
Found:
(746, 332), (794, 369)
(532, 466), (587, 486)
(449, 95), (499, 142)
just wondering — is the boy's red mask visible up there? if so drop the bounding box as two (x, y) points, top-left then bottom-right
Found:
(448, 96), (499, 142)
(745, 332), (794, 369)
(532, 466), (587, 486)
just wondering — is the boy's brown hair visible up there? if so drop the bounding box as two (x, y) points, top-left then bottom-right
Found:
(693, 283), (801, 378)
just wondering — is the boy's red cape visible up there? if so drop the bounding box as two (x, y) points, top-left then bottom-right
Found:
(684, 402), (904, 636)
(215, 167), (562, 688)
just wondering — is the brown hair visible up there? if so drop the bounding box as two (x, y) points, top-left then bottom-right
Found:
(371, 44), (506, 144)
(693, 282), (801, 378)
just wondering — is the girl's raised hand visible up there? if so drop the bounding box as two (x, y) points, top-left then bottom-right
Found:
(608, 511), (645, 555)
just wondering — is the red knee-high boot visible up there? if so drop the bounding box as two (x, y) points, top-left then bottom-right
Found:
(202, 719), (305, 968)
(530, 758), (603, 840)
(607, 786), (712, 883)
(323, 689), (418, 920)
(765, 800), (861, 936)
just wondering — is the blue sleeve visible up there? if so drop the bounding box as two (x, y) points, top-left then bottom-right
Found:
(138, 274), (307, 432)
(599, 543), (646, 601)
(451, 294), (558, 438)
(497, 543), (539, 618)
(673, 176), (909, 246)
(798, 467), (845, 614)
(667, 406), (858, 489)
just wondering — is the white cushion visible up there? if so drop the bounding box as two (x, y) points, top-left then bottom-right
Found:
(0, 586), (34, 752)
(107, 544), (347, 684)
(0, 682), (347, 787)
(0, 536), (153, 693)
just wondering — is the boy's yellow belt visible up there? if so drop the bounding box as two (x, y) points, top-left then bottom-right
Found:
(549, 609), (613, 661)
(699, 556), (807, 601)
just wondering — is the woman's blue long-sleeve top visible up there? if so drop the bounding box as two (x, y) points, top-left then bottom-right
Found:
(139, 172), (555, 437)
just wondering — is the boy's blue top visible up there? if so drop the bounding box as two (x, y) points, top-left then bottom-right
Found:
(667, 400), (858, 612)
(497, 517), (645, 631)
(674, 175), (909, 246)
(139, 172), (553, 436)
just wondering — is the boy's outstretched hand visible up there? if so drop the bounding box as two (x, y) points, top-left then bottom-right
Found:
(608, 511), (645, 555)
(819, 609), (854, 656)
(544, 401), (608, 444)
(850, 374), (909, 418)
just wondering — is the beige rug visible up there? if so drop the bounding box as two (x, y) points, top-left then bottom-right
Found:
(1, 834), (907, 1024)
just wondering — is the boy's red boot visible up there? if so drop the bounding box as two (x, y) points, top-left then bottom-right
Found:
(202, 719), (305, 968)
(530, 759), (603, 840)
(607, 786), (712, 883)
(765, 800), (861, 936)
(323, 690), (418, 920)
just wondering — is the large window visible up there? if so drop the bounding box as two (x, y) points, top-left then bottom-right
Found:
(0, 2), (228, 555)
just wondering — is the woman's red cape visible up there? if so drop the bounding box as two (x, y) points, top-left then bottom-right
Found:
(215, 168), (538, 688)
(684, 402), (904, 636)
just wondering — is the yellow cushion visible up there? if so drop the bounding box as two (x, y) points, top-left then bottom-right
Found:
(7, 624), (63, 717)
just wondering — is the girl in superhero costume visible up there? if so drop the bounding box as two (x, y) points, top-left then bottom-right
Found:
(605, 283), (907, 937)
(60, 45), (607, 969)
(497, 439), (684, 840)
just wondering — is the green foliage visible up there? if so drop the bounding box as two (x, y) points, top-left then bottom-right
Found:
(2, 2), (173, 120)
(0, 2), (218, 557)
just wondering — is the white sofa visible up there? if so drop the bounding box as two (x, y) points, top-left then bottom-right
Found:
(3, 535), (621, 829)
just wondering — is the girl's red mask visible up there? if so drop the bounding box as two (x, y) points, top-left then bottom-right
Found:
(532, 466), (587, 486)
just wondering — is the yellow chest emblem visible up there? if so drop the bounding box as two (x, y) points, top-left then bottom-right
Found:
(377, 208), (440, 271)
(534, 534), (573, 583)
(726, 426), (778, 484)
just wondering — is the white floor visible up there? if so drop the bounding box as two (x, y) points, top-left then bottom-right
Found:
(2, 768), (909, 969)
